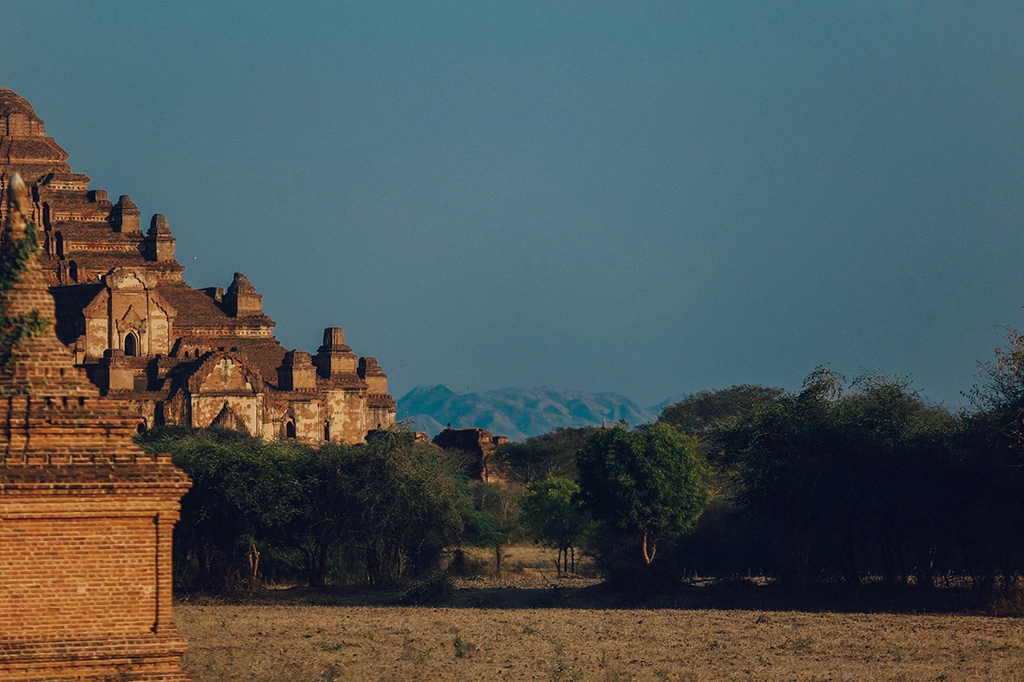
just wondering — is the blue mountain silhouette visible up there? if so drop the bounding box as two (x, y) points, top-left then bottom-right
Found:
(397, 385), (669, 441)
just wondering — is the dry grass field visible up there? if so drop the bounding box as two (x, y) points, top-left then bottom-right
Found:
(174, 546), (1024, 681)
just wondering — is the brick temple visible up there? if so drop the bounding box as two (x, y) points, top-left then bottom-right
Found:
(0, 172), (192, 678)
(433, 427), (510, 484)
(0, 87), (396, 444)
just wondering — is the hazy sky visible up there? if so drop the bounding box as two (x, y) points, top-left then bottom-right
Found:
(6, 2), (1023, 407)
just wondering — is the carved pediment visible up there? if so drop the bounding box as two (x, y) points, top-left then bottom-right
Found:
(116, 305), (146, 335)
(211, 401), (251, 435)
(148, 294), (175, 320)
(187, 353), (263, 394)
(106, 267), (150, 290)
(82, 288), (110, 317)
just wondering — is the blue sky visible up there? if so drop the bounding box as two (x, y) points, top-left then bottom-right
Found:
(6, 2), (1023, 407)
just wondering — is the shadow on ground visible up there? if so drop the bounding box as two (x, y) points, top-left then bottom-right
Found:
(179, 576), (990, 616)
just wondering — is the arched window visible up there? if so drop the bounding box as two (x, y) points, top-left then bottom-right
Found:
(68, 260), (78, 282)
(285, 421), (296, 439)
(124, 332), (139, 356)
(324, 421), (331, 442)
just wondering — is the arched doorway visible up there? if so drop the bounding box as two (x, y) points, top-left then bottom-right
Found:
(285, 421), (296, 439)
(124, 332), (139, 356)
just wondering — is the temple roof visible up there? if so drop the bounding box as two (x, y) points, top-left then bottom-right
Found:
(0, 88), (41, 122)
(0, 174), (181, 468)
(0, 87), (392, 442)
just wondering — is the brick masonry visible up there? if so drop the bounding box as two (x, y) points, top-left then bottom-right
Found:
(432, 427), (510, 484)
(0, 173), (192, 680)
(0, 86), (395, 445)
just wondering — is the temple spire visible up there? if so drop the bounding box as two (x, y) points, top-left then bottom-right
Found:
(0, 173), (91, 395)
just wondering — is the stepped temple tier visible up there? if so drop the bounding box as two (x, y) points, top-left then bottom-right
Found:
(0, 87), (396, 443)
(0, 173), (192, 678)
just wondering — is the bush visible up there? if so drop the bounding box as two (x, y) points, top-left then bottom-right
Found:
(139, 426), (473, 591)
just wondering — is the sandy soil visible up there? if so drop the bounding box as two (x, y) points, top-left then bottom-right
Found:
(173, 547), (1024, 681)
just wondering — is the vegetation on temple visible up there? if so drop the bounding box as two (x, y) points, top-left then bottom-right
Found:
(0, 202), (46, 382)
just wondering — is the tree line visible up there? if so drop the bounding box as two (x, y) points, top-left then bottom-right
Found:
(504, 331), (1024, 600)
(140, 428), (468, 590)
(141, 419), (708, 592)
(655, 341), (1024, 597)
(143, 329), (1024, 598)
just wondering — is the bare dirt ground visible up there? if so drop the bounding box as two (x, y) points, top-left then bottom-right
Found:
(174, 546), (1024, 681)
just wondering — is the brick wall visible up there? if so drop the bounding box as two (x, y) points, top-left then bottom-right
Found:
(0, 517), (156, 638)
(0, 171), (192, 680)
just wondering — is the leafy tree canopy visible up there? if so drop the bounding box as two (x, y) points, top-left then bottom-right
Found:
(658, 384), (784, 434)
(499, 426), (598, 483)
(577, 422), (709, 565)
(139, 425), (472, 589)
(520, 477), (591, 574)
(713, 368), (956, 588)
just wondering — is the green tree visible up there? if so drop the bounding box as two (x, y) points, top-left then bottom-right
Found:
(499, 426), (598, 483)
(712, 369), (844, 588)
(659, 386), (787, 542)
(961, 327), (1024, 589)
(142, 426), (474, 590)
(577, 422), (709, 565)
(658, 385), (784, 434)
(356, 430), (469, 585)
(654, 385), (785, 580)
(287, 443), (362, 587)
(141, 427), (303, 591)
(466, 481), (521, 575)
(714, 368), (957, 589)
(520, 477), (591, 574)
(839, 373), (957, 588)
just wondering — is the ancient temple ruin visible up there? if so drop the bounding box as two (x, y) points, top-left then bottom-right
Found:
(0, 173), (192, 678)
(433, 427), (510, 484)
(0, 87), (396, 443)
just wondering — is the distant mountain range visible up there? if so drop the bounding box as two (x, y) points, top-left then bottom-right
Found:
(396, 385), (679, 441)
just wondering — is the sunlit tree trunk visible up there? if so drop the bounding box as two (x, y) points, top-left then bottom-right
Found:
(247, 538), (260, 585)
(642, 531), (657, 565)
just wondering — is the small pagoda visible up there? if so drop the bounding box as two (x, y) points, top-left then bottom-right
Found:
(0, 173), (192, 679)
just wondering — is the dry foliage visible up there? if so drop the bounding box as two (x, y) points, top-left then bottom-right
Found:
(174, 547), (1024, 681)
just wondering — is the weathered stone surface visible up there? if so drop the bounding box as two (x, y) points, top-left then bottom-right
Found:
(0, 172), (192, 680)
(433, 427), (510, 484)
(0, 87), (395, 443)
